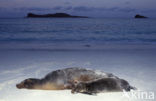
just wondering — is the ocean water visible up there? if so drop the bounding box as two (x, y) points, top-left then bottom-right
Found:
(0, 18), (156, 49)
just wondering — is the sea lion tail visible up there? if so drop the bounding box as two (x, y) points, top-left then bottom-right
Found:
(130, 86), (137, 90)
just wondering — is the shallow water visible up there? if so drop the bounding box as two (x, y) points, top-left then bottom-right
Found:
(0, 18), (156, 49)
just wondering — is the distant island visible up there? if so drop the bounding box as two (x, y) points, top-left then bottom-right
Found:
(27, 13), (88, 18)
(135, 14), (148, 18)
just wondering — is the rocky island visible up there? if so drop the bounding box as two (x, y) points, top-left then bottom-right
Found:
(135, 14), (148, 18)
(27, 13), (88, 18)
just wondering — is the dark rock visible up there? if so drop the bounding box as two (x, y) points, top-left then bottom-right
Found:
(27, 13), (88, 18)
(135, 14), (148, 18)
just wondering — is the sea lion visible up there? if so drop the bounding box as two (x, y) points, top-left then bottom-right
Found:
(71, 78), (136, 95)
(16, 68), (116, 90)
(16, 67), (136, 94)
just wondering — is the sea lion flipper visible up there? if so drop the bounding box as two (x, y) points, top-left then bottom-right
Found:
(81, 92), (97, 95)
(130, 86), (137, 90)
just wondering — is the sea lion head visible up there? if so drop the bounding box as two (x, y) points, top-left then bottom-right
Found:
(16, 78), (40, 89)
(71, 82), (87, 94)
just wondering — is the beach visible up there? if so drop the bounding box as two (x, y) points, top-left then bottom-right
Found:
(0, 46), (156, 101)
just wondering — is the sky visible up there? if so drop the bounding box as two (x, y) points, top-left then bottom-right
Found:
(0, 0), (156, 18)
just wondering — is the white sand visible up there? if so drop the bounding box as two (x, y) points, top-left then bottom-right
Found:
(0, 48), (156, 101)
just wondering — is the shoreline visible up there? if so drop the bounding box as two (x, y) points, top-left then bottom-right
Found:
(0, 44), (156, 51)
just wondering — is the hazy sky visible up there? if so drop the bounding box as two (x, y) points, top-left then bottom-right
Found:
(0, 0), (156, 17)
